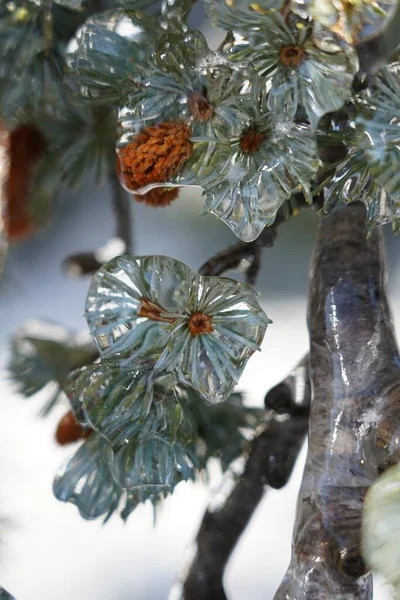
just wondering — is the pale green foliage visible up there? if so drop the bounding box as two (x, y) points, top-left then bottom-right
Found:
(363, 462), (400, 598)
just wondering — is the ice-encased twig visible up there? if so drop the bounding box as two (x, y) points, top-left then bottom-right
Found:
(63, 169), (132, 277)
(275, 202), (400, 600)
(170, 359), (310, 600)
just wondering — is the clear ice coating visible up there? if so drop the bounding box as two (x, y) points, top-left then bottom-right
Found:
(53, 433), (123, 521)
(363, 462), (400, 599)
(217, 10), (359, 130)
(27, 0), (84, 7)
(8, 319), (96, 414)
(56, 366), (198, 520)
(291, 0), (398, 44)
(356, 61), (400, 201)
(205, 0), (284, 29)
(53, 424), (196, 521)
(67, 9), (163, 101)
(57, 366), (262, 521)
(275, 203), (400, 599)
(65, 366), (194, 448)
(317, 108), (400, 231)
(199, 89), (320, 241)
(85, 255), (269, 403)
(114, 25), (320, 240)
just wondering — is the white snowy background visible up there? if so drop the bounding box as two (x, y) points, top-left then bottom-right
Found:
(0, 174), (398, 599)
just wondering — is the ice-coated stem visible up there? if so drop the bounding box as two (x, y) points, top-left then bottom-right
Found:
(170, 359), (311, 600)
(198, 193), (322, 285)
(275, 202), (400, 600)
(63, 169), (132, 277)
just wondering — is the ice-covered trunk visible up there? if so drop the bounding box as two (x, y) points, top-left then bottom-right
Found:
(275, 203), (400, 600)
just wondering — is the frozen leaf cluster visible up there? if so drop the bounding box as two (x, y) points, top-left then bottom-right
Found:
(64, 0), (400, 238)
(53, 254), (268, 520)
(85, 255), (269, 403)
(0, 0), (86, 123)
(54, 366), (263, 521)
(8, 319), (96, 414)
(67, 8), (331, 240)
(317, 58), (400, 230)
(291, 0), (398, 44)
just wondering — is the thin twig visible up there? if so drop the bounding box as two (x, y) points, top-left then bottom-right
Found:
(199, 193), (317, 284)
(63, 169), (132, 277)
(170, 358), (311, 600)
(109, 168), (132, 254)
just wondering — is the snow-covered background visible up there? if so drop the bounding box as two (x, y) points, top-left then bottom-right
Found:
(0, 175), (399, 599)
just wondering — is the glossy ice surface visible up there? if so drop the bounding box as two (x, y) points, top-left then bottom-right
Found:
(291, 0), (398, 44)
(275, 203), (400, 599)
(85, 255), (269, 403)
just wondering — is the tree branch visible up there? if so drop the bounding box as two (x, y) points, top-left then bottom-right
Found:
(199, 194), (320, 284)
(170, 358), (311, 600)
(63, 170), (132, 277)
(275, 203), (400, 600)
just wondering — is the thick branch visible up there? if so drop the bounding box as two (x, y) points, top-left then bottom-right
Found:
(275, 203), (400, 600)
(170, 359), (311, 600)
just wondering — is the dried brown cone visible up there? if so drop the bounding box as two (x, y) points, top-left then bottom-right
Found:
(55, 410), (92, 446)
(117, 121), (193, 192)
(5, 124), (47, 241)
(134, 187), (180, 207)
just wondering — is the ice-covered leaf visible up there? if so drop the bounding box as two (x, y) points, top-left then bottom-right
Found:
(291, 0), (398, 44)
(222, 12), (358, 129)
(0, 1), (66, 122)
(356, 62), (400, 201)
(205, 0), (284, 30)
(110, 436), (196, 490)
(65, 365), (194, 446)
(68, 9), (162, 102)
(85, 255), (269, 403)
(196, 92), (320, 241)
(53, 433), (122, 521)
(8, 319), (96, 411)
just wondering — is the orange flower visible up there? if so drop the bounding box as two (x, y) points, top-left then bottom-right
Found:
(117, 121), (193, 192)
